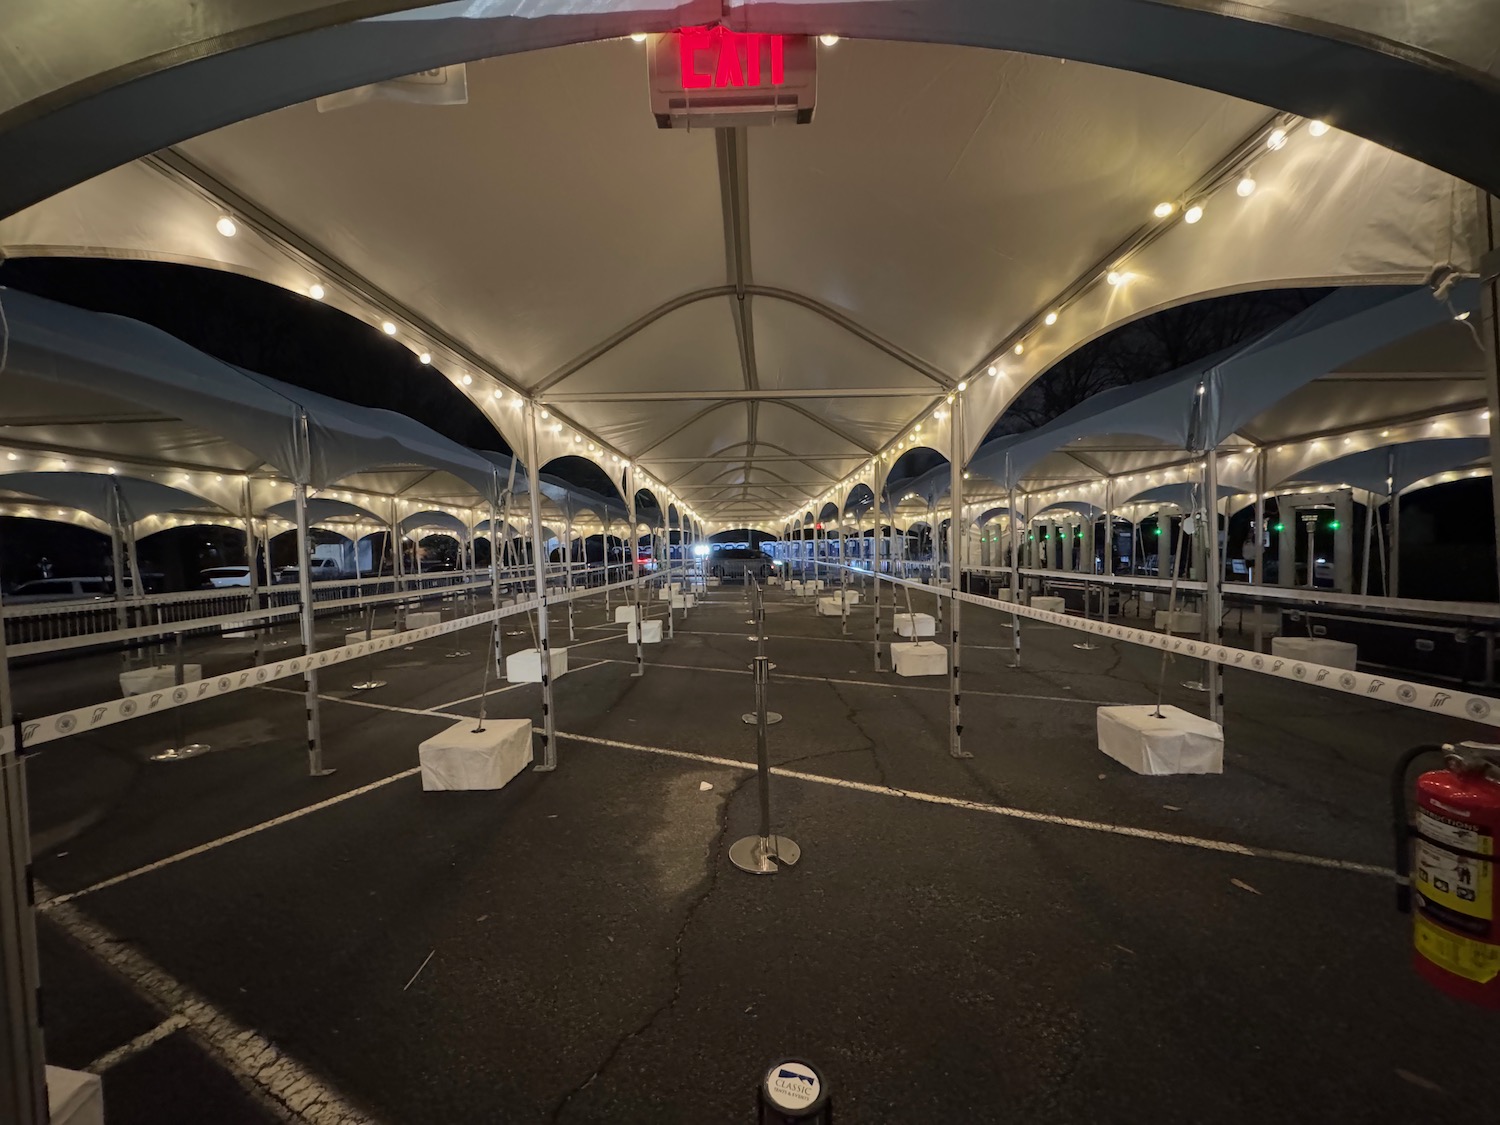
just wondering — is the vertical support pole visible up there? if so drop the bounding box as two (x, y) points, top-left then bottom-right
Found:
(1480, 190), (1500, 602)
(294, 479), (331, 777)
(627, 471), (644, 678)
(564, 509), (576, 642)
(1390, 489), (1402, 598)
(948, 394), (969, 760)
(663, 519), (675, 640)
(0, 554), (47, 1125)
(109, 482), (128, 634)
(1360, 489), (1375, 597)
(1205, 450), (1224, 727)
(873, 465), (886, 672)
(524, 403), (557, 770)
(1102, 480), (1113, 625)
(1254, 453), (1267, 650)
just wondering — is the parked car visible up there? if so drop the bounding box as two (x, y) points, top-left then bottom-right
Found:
(276, 557), (343, 583)
(707, 547), (773, 583)
(6, 577), (111, 604)
(200, 565), (252, 589)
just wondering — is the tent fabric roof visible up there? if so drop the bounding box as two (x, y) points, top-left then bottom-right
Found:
(1, 30), (1482, 532)
(967, 284), (1474, 491)
(264, 498), (387, 525)
(402, 510), (470, 536)
(0, 471), (224, 525)
(1284, 439), (1490, 498)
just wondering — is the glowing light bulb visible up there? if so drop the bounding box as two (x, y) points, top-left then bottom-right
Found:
(1106, 271), (1123, 286)
(1153, 202), (1176, 219)
(987, 364), (998, 377)
(630, 32), (648, 42)
(1184, 204), (1204, 224)
(1456, 311), (1472, 322)
(819, 34), (840, 46)
(216, 215), (237, 237)
(1013, 343), (1024, 355)
(1044, 311), (1058, 326)
(1308, 120), (1329, 137)
(1267, 128), (1288, 150)
(957, 380), (968, 392)
(461, 374), (473, 385)
(1236, 175), (1257, 197)
(419, 351), (432, 364)
(382, 321), (397, 336)
(308, 283), (325, 300)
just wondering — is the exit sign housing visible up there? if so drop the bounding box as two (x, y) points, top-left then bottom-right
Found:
(647, 28), (817, 129)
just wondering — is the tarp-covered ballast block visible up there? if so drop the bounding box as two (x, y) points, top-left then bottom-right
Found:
(671, 591), (695, 608)
(120, 664), (201, 697)
(1271, 636), (1357, 670)
(47, 1065), (104, 1125)
(1032, 596), (1066, 614)
(506, 647), (568, 682)
(1097, 705), (1223, 775)
(891, 641), (946, 677)
(346, 627), (396, 646)
(893, 612), (935, 638)
(407, 611), (442, 630)
(614, 605), (639, 623)
(420, 717), (532, 790)
(816, 596), (845, 616)
(628, 619), (663, 644)
(839, 589), (860, 605)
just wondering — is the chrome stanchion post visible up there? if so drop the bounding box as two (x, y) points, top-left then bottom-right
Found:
(731, 582), (798, 874)
(351, 605), (387, 691)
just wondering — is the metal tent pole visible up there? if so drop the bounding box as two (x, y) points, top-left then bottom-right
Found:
(523, 403), (558, 771)
(1254, 451), (1267, 650)
(627, 468), (644, 678)
(1008, 475), (1022, 667)
(109, 480), (128, 634)
(948, 394), (970, 760)
(294, 476), (332, 777)
(1360, 488), (1375, 596)
(1205, 450), (1224, 726)
(1480, 191), (1500, 602)
(564, 507), (576, 643)
(0, 555), (47, 1125)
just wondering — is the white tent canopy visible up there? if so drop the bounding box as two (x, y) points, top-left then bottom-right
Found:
(0, 29), (1486, 532)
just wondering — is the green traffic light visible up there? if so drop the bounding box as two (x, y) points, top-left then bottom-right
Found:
(1153, 527), (1162, 536)
(1272, 522), (1285, 532)
(1327, 520), (1341, 530)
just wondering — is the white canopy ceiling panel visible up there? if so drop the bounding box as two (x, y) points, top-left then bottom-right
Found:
(174, 42), (726, 385)
(750, 298), (941, 394)
(753, 402), (869, 459)
(749, 41), (1269, 378)
(567, 398), (733, 461)
(640, 404), (753, 464)
(554, 296), (743, 396)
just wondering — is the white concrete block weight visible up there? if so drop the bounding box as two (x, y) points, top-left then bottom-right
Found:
(419, 717), (533, 790)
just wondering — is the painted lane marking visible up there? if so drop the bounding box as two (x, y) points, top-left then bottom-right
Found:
(589, 657), (1122, 706)
(87, 1013), (188, 1073)
(45, 895), (377, 1123)
(556, 732), (1390, 879)
(422, 660), (607, 712)
(40, 767), (423, 911)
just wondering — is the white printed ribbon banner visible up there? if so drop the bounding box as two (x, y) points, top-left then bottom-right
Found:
(854, 565), (1500, 728)
(0, 576), (650, 756)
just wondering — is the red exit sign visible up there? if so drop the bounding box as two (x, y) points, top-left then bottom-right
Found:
(647, 28), (817, 129)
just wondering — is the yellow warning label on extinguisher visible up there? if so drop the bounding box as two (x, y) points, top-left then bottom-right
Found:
(1414, 810), (1492, 922)
(1414, 914), (1500, 984)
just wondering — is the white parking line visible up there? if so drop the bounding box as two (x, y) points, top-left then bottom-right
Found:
(423, 659), (607, 712)
(557, 731), (1390, 878)
(40, 767), (423, 910)
(87, 1013), (188, 1072)
(46, 896), (376, 1123)
(589, 657), (1120, 706)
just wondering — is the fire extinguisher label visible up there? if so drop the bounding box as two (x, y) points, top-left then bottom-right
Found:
(1414, 914), (1500, 984)
(1413, 809), (1492, 925)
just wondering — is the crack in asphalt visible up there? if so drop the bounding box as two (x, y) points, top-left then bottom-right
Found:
(548, 768), (756, 1123)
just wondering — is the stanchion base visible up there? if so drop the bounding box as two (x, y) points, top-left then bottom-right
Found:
(949, 748), (974, 760)
(741, 711), (783, 725)
(351, 680), (387, 691)
(445, 650), (472, 658)
(729, 834), (801, 874)
(149, 743), (212, 762)
(1182, 680), (1208, 692)
(1071, 642), (1098, 651)
(310, 768), (337, 778)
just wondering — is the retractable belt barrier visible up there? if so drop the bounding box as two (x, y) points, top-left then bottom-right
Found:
(849, 565), (1500, 730)
(0, 574), (658, 757)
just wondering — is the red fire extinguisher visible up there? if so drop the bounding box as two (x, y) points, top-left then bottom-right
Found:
(1396, 743), (1500, 1007)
